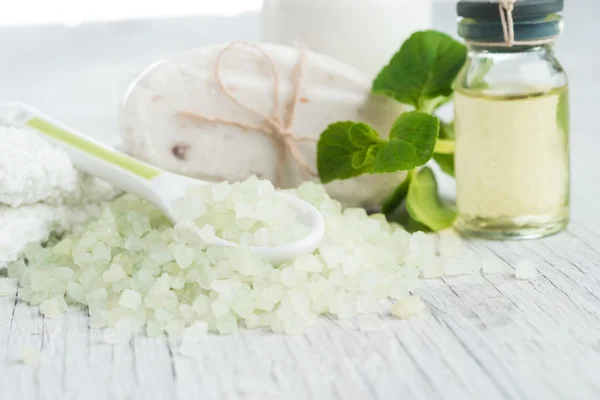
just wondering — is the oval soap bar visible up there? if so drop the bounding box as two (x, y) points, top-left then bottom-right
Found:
(120, 42), (406, 208)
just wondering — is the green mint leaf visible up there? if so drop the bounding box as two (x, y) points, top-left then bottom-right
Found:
(433, 153), (455, 177)
(372, 30), (467, 111)
(352, 146), (379, 169)
(406, 167), (456, 231)
(371, 111), (439, 173)
(349, 122), (382, 147)
(382, 170), (414, 215)
(317, 122), (382, 183)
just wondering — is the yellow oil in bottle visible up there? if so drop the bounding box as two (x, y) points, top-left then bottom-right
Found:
(454, 86), (570, 239)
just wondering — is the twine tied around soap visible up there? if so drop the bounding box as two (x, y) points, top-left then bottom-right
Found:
(466, 0), (558, 47)
(178, 42), (317, 186)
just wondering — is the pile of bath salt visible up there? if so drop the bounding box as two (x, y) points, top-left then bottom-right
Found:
(0, 126), (121, 268)
(7, 181), (425, 348)
(174, 178), (309, 246)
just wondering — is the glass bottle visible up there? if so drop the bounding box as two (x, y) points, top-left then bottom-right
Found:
(454, 0), (569, 239)
(261, 0), (432, 77)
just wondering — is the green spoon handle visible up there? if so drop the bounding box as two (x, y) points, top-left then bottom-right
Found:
(1, 102), (164, 198)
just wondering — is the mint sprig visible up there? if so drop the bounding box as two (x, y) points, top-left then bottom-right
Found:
(316, 30), (466, 231)
(317, 112), (439, 183)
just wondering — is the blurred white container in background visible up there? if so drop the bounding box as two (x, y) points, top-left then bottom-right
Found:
(261, 0), (432, 77)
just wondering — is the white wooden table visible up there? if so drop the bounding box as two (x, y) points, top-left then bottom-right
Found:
(2, 2), (600, 399)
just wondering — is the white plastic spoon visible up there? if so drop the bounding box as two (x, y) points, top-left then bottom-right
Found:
(0, 102), (325, 263)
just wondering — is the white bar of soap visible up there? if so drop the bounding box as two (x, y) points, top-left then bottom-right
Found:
(120, 42), (406, 208)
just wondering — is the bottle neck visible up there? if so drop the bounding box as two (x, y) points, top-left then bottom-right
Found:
(467, 43), (555, 55)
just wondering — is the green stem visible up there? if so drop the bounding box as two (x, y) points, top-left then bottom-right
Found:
(417, 101), (437, 115)
(434, 139), (455, 154)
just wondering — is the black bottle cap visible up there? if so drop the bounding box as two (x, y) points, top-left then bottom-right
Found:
(457, 0), (564, 20)
(457, 0), (564, 44)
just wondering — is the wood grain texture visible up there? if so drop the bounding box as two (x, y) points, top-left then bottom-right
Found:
(1, 2), (599, 399)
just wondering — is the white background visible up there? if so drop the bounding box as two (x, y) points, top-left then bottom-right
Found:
(0, 0), (263, 26)
(1, 0), (455, 26)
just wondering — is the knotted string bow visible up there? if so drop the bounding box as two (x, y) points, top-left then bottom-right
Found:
(178, 42), (317, 186)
